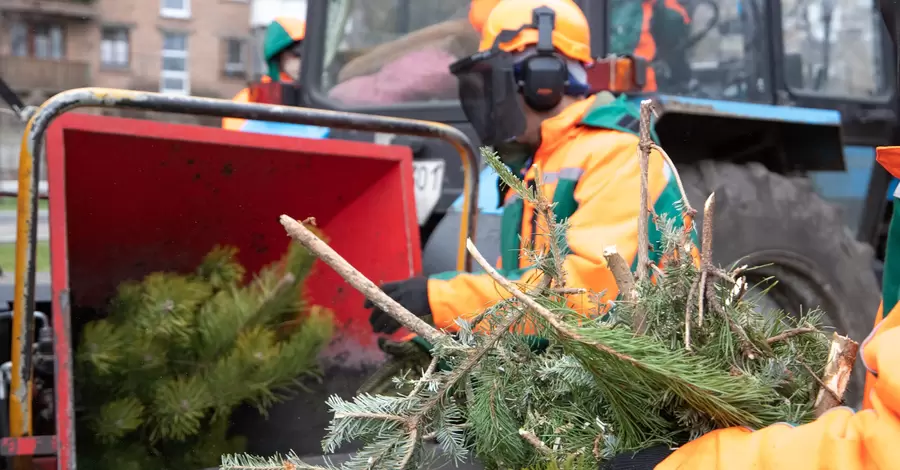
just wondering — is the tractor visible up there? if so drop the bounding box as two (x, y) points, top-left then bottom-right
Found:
(0, 0), (898, 469)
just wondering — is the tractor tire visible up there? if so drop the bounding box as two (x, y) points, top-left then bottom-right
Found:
(677, 161), (880, 408)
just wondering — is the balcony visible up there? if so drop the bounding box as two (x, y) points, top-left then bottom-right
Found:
(0, 0), (96, 21)
(0, 55), (90, 93)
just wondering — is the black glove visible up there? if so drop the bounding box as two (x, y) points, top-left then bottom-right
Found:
(599, 446), (676, 470)
(365, 277), (431, 334)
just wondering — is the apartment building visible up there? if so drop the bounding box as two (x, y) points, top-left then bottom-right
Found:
(0, 0), (253, 103)
(0, 0), (255, 178)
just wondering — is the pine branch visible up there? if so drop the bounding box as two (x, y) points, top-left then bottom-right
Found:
(222, 451), (325, 470)
(248, 134), (841, 469)
(279, 214), (446, 346)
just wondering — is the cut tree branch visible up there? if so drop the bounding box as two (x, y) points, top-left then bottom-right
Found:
(279, 214), (445, 345)
(518, 429), (553, 456)
(603, 246), (645, 335)
(636, 99), (653, 282)
(814, 333), (859, 416)
(766, 327), (819, 345)
(650, 143), (696, 218)
(697, 193), (715, 325)
(466, 238), (642, 366)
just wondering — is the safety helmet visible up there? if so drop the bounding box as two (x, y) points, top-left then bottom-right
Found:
(478, 0), (592, 64)
(263, 17), (306, 62)
(469, 0), (502, 33)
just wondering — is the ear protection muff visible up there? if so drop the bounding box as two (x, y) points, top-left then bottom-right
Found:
(518, 6), (569, 112)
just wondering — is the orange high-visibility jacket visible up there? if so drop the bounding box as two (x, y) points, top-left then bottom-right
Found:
(656, 146), (900, 470)
(222, 73), (293, 130)
(427, 94), (698, 333)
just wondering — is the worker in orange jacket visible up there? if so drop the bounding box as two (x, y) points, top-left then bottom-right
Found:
(604, 145), (899, 469)
(367, 0), (696, 336)
(222, 17), (306, 131)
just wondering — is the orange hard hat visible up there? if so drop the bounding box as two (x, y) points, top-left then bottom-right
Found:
(478, 0), (592, 64)
(469, 0), (502, 32)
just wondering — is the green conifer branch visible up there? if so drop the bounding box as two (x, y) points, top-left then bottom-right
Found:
(76, 242), (332, 470)
(232, 110), (844, 469)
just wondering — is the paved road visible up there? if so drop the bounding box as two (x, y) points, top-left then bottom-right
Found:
(0, 210), (48, 244)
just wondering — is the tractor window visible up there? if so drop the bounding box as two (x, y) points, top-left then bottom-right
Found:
(321, 0), (477, 106)
(781, 0), (890, 98)
(612, 0), (772, 102)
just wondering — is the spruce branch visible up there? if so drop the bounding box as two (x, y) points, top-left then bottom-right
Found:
(246, 140), (841, 470)
(532, 168), (568, 287)
(279, 214), (446, 345)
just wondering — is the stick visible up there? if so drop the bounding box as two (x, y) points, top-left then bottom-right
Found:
(650, 143), (696, 218)
(636, 100), (653, 282)
(766, 327), (818, 345)
(518, 429), (552, 456)
(697, 193), (715, 325)
(603, 246), (636, 302)
(604, 246), (645, 334)
(279, 214), (445, 345)
(814, 333), (859, 417)
(466, 238), (641, 366)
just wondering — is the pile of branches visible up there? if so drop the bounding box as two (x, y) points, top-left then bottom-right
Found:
(224, 101), (858, 470)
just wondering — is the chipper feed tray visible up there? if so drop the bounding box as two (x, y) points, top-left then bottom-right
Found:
(43, 112), (423, 455)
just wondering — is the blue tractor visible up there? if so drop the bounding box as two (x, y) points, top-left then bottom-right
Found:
(234, 0), (897, 456)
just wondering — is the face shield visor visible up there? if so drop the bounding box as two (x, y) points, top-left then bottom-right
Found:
(449, 49), (528, 148)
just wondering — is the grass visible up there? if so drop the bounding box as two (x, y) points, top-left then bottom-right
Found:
(0, 197), (51, 273)
(0, 240), (51, 273)
(0, 197), (48, 211)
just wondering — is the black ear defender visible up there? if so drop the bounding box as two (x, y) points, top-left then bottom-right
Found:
(519, 6), (569, 112)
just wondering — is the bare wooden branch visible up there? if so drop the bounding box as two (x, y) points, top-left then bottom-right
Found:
(766, 327), (819, 345)
(603, 246), (636, 302)
(636, 100), (653, 282)
(697, 193), (716, 324)
(650, 143), (696, 218)
(603, 246), (646, 335)
(814, 333), (859, 417)
(279, 214), (445, 345)
(553, 287), (587, 295)
(466, 238), (645, 367)
(518, 429), (552, 456)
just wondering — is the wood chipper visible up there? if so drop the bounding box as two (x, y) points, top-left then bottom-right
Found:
(0, 88), (480, 470)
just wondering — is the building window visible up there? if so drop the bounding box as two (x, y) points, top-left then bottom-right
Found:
(161, 32), (189, 95)
(9, 20), (65, 59)
(223, 38), (246, 77)
(33, 24), (64, 59)
(10, 21), (28, 57)
(160, 0), (190, 19)
(100, 27), (130, 68)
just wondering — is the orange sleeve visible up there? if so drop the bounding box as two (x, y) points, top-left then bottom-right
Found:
(222, 88), (250, 130)
(426, 133), (669, 332)
(656, 316), (900, 470)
